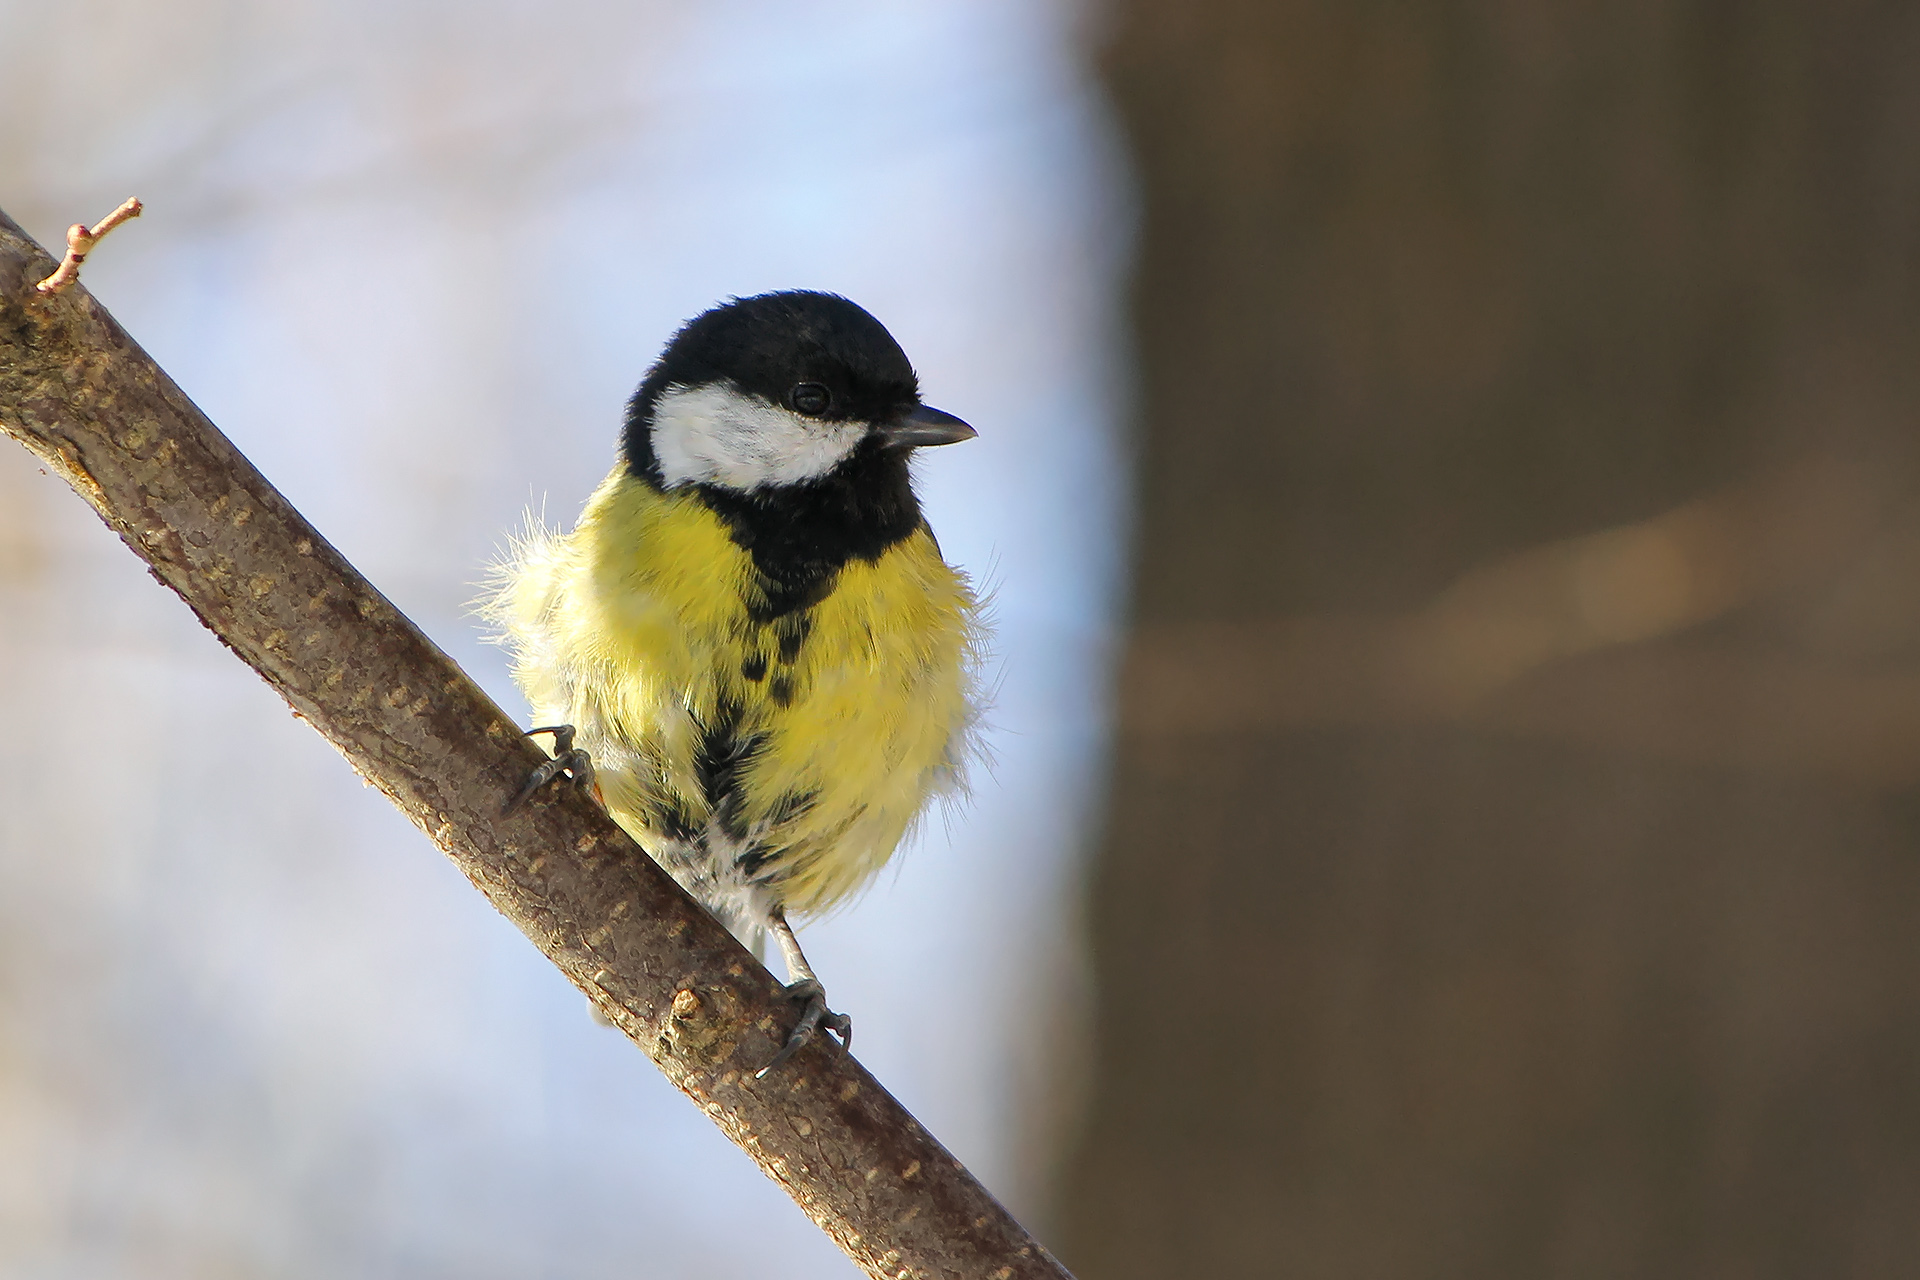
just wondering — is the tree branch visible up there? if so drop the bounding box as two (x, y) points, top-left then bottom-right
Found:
(0, 204), (1070, 1280)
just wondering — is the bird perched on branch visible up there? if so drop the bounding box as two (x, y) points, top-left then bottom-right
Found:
(488, 291), (983, 1071)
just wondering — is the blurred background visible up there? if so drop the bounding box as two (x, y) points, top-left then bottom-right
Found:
(1061, 3), (1920, 1278)
(6, 2), (1920, 1278)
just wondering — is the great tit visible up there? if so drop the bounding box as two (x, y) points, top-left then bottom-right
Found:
(489, 291), (983, 1071)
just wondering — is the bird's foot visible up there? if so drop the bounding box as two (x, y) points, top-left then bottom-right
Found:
(504, 724), (595, 815)
(755, 978), (852, 1078)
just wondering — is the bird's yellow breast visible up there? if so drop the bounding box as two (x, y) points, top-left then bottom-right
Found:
(495, 468), (980, 917)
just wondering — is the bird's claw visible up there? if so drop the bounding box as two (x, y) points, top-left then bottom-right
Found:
(504, 724), (595, 815)
(755, 978), (852, 1077)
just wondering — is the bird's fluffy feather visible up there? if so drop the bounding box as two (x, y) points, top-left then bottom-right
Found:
(485, 466), (982, 946)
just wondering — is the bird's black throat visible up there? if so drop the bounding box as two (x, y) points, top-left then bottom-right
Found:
(666, 437), (925, 621)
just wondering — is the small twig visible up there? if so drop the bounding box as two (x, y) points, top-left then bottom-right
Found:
(34, 197), (142, 296)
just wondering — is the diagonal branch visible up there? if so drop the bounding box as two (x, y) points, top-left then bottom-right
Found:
(0, 205), (1070, 1280)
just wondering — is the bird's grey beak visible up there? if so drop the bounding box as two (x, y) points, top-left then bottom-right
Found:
(879, 404), (977, 449)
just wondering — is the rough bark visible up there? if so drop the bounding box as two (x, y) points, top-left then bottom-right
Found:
(0, 205), (1067, 1280)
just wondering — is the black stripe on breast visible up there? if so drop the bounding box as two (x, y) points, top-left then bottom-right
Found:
(736, 789), (820, 881)
(691, 436), (923, 622)
(774, 614), (810, 664)
(653, 796), (698, 846)
(692, 695), (761, 845)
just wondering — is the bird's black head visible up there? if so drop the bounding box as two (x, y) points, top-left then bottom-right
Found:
(620, 291), (975, 603)
(622, 291), (974, 492)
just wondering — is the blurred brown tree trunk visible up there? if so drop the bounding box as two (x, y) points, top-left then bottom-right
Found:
(1059, 3), (1920, 1277)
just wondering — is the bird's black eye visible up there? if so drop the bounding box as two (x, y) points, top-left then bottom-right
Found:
(789, 382), (832, 417)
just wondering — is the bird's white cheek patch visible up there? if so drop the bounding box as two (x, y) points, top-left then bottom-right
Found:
(651, 383), (866, 490)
